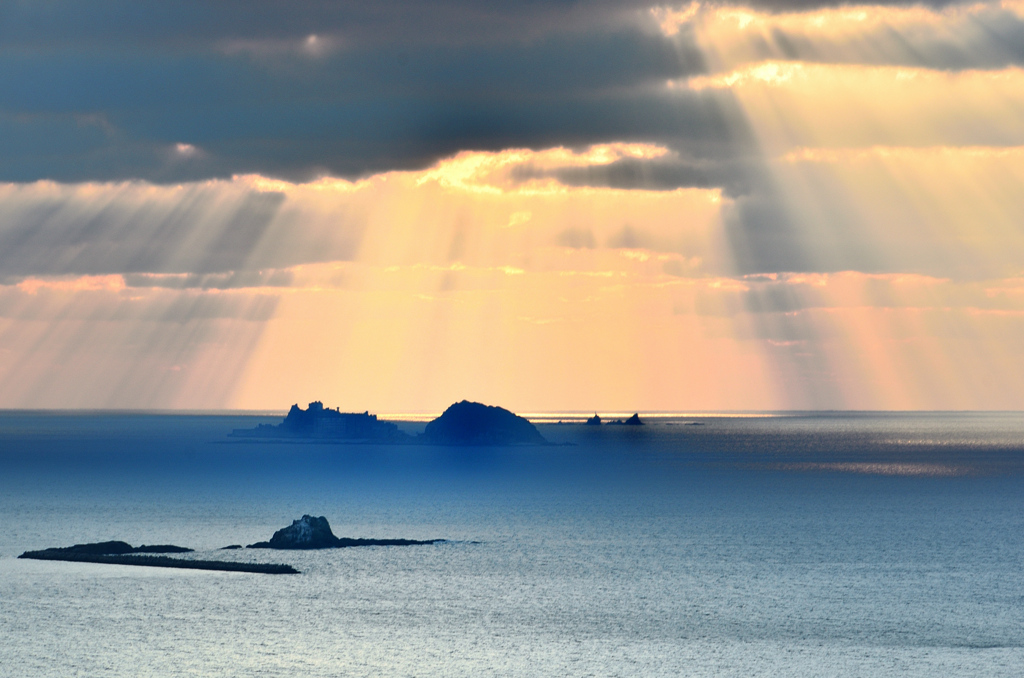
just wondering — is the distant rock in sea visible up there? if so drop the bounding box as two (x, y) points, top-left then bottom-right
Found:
(231, 401), (406, 441)
(585, 414), (602, 426)
(421, 400), (548, 446)
(19, 516), (446, 573)
(17, 541), (299, 574)
(20, 541), (193, 556)
(608, 413), (645, 426)
(246, 515), (444, 550)
(19, 541), (297, 574)
(230, 398), (548, 446)
(249, 514), (340, 549)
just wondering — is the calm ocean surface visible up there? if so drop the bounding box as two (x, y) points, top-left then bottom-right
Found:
(1, 412), (1023, 677)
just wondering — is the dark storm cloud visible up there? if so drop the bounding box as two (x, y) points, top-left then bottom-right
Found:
(0, 0), (982, 198)
(0, 0), (977, 51)
(0, 1), (719, 184)
(1, 0), (1015, 186)
(0, 1), (658, 49)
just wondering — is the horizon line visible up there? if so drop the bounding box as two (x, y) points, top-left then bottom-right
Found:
(2, 408), (1023, 422)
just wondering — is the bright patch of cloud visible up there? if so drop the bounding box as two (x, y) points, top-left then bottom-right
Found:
(686, 61), (805, 88)
(651, 3), (702, 36)
(415, 144), (672, 194)
(17, 274), (126, 295)
(695, 2), (1024, 74)
(504, 211), (532, 228)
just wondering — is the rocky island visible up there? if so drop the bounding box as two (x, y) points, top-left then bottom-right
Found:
(608, 413), (645, 426)
(233, 399), (550, 446)
(19, 515), (447, 573)
(247, 514), (443, 549)
(420, 400), (547, 446)
(232, 401), (406, 441)
(19, 542), (298, 574)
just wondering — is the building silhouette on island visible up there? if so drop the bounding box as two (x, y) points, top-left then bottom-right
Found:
(232, 401), (404, 441)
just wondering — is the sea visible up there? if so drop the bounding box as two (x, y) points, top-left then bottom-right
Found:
(1, 411), (1022, 677)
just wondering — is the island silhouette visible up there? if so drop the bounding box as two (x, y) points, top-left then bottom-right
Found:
(247, 514), (443, 549)
(20, 515), (446, 574)
(582, 412), (645, 426)
(19, 542), (298, 574)
(608, 413), (645, 426)
(232, 401), (404, 441)
(233, 399), (550, 445)
(422, 400), (547, 446)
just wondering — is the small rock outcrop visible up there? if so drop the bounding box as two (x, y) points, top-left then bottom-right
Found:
(585, 414), (602, 425)
(19, 543), (296, 574)
(252, 515), (340, 549)
(246, 515), (444, 549)
(609, 413), (645, 426)
(19, 541), (193, 556)
(421, 400), (547, 446)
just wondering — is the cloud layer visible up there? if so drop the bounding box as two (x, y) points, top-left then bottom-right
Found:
(4, 2), (1024, 409)
(7, 1), (1020, 186)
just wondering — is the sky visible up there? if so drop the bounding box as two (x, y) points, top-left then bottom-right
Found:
(2, 0), (1024, 412)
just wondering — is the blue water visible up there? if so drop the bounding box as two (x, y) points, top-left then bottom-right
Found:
(1, 412), (1023, 676)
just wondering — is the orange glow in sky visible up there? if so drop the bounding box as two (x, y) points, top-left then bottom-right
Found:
(3, 4), (1024, 411)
